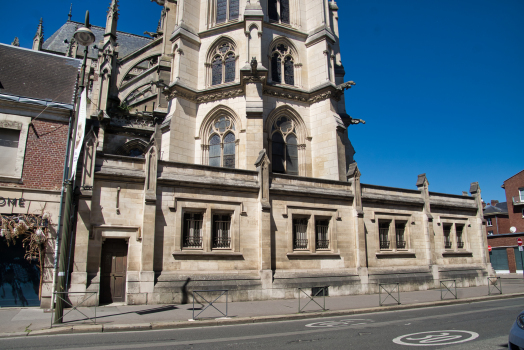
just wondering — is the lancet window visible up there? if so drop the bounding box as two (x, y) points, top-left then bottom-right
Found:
(208, 42), (237, 87)
(216, 0), (239, 24)
(271, 116), (299, 175)
(268, 0), (290, 24)
(208, 116), (236, 168)
(270, 44), (295, 86)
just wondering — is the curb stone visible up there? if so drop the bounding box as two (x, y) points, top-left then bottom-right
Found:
(1, 292), (522, 339)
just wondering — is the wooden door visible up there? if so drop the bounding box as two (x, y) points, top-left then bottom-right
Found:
(100, 239), (128, 304)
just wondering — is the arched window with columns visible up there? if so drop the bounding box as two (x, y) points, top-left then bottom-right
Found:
(266, 107), (309, 176)
(268, 39), (301, 87)
(206, 38), (238, 87)
(200, 106), (242, 169)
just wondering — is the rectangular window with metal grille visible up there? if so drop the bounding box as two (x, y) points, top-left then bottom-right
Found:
(293, 218), (308, 250)
(183, 213), (203, 248)
(379, 221), (390, 249)
(443, 225), (452, 249)
(212, 214), (231, 249)
(395, 222), (406, 249)
(456, 225), (464, 249)
(315, 219), (329, 250)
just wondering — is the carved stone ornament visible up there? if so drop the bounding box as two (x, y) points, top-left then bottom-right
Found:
(263, 88), (307, 102)
(110, 115), (155, 130)
(196, 89), (244, 103)
(244, 76), (266, 83)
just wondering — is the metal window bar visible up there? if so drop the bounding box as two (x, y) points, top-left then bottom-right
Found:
(379, 283), (400, 306)
(184, 215), (203, 248)
(379, 227), (390, 249)
(488, 277), (502, 295)
(444, 241), (452, 249)
(213, 217), (231, 249)
(50, 292), (98, 328)
(298, 287), (327, 313)
(316, 223), (329, 249)
(457, 242), (464, 249)
(440, 279), (457, 300)
(293, 219), (308, 250)
(396, 227), (405, 249)
(192, 290), (228, 320)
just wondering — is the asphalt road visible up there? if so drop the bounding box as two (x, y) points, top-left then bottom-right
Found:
(1, 297), (522, 350)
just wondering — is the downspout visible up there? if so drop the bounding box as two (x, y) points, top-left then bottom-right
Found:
(50, 109), (74, 307)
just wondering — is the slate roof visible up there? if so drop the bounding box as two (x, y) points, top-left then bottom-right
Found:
(42, 21), (153, 60)
(483, 202), (508, 215)
(0, 44), (81, 105)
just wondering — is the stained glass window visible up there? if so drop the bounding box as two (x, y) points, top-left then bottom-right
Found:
(209, 134), (221, 167)
(225, 53), (235, 83)
(223, 132), (236, 169)
(268, 0), (279, 22)
(212, 56), (223, 86)
(229, 0), (239, 20)
(284, 56), (294, 86)
(280, 0), (290, 24)
(272, 53), (281, 83)
(286, 134), (298, 175)
(272, 132), (285, 173)
(217, 0), (227, 23)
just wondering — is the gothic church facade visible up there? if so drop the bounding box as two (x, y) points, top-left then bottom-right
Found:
(29, 0), (491, 307)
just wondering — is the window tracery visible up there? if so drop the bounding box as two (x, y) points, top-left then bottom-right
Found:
(269, 43), (298, 86)
(208, 42), (237, 87)
(209, 0), (239, 28)
(271, 116), (298, 175)
(207, 116), (236, 169)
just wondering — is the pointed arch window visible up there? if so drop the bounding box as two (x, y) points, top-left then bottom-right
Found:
(270, 44), (295, 86)
(268, 0), (290, 24)
(207, 116), (236, 168)
(271, 116), (299, 175)
(216, 0), (239, 24)
(208, 42), (237, 87)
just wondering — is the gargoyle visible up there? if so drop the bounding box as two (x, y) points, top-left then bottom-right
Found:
(250, 57), (258, 75)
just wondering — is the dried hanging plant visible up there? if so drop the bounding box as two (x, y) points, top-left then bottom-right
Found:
(0, 211), (52, 300)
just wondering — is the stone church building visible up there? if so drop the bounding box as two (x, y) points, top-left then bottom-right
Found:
(29, 0), (491, 306)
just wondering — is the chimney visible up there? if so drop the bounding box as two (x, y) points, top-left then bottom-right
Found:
(491, 200), (499, 206)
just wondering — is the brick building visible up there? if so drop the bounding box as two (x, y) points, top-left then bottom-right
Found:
(487, 170), (524, 273)
(0, 44), (80, 306)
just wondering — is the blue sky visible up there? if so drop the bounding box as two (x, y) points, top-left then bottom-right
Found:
(1, 0), (522, 203)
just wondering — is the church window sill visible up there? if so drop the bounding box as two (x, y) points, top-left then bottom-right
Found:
(376, 251), (416, 259)
(442, 251), (473, 258)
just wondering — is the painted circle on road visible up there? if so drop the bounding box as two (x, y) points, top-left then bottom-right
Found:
(392, 330), (479, 346)
(306, 319), (374, 328)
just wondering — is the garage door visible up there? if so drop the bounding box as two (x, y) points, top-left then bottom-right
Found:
(489, 248), (509, 273)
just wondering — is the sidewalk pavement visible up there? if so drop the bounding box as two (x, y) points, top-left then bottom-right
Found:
(1, 276), (523, 338)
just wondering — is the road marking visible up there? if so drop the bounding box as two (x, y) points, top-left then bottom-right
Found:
(392, 330), (479, 346)
(306, 319), (374, 328)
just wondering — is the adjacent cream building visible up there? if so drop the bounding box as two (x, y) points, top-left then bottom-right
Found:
(32, 0), (492, 306)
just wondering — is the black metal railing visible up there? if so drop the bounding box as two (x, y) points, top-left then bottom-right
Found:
(445, 241), (452, 249)
(183, 236), (203, 249)
(213, 236), (231, 249)
(380, 240), (390, 249)
(294, 239), (308, 250)
(457, 242), (464, 249)
(396, 241), (406, 249)
(316, 239), (330, 250)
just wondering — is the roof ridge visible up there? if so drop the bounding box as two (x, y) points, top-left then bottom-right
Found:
(68, 20), (153, 40)
(503, 169), (524, 183)
(0, 43), (82, 62)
